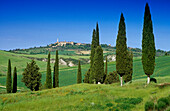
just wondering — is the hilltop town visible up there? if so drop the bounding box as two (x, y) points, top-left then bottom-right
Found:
(49, 38), (86, 47)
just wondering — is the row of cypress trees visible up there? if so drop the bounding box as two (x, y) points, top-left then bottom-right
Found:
(6, 59), (17, 93)
(83, 3), (155, 86)
(88, 23), (105, 84)
(116, 3), (155, 86)
(6, 50), (59, 93)
(46, 50), (59, 89)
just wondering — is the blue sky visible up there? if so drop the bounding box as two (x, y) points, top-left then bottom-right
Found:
(0, 0), (170, 51)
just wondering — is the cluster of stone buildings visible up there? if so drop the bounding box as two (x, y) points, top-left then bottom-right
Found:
(49, 38), (86, 47)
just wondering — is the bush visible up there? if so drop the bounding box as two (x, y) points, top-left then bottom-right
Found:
(22, 60), (42, 91)
(145, 101), (154, 111)
(104, 71), (119, 84)
(157, 101), (166, 111)
(115, 97), (143, 105)
(158, 97), (170, 106)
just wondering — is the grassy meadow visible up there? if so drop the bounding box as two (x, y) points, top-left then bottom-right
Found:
(0, 50), (170, 92)
(0, 77), (170, 111)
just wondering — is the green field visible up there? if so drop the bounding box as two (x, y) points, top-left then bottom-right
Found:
(0, 78), (170, 111)
(0, 50), (170, 110)
(0, 50), (170, 93)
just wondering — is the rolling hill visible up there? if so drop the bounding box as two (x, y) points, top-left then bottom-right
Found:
(0, 50), (170, 93)
(0, 79), (170, 111)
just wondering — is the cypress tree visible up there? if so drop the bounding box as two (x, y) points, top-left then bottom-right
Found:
(116, 13), (127, 86)
(53, 50), (59, 88)
(46, 52), (52, 88)
(12, 67), (17, 93)
(53, 66), (55, 88)
(96, 22), (100, 46)
(6, 59), (12, 93)
(142, 3), (156, 84)
(84, 69), (90, 83)
(93, 46), (104, 83)
(77, 60), (82, 83)
(104, 56), (108, 78)
(124, 51), (133, 83)
(89, 29), (96, 83)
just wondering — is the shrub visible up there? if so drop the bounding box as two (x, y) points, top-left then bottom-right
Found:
(158, 97), (170, 106)
(84, 69), (90, 83)
(105, 71), (119, 84)
(145, 101), (154, 111)
(115, 97), (143, 105)
(157, 101), (166, 111)
(22, 60), (42, 91)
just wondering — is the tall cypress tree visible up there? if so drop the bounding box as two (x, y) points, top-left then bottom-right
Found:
(6, 59), (12, 93)
(142, 3), (156, 84)
(89, 29), (96, 83)
(12, 67), (17, 93)
(46, 52), (52, 88)
(53, 66), (55, 88)
(104, 56), (108, 82)
(53, 50), (59, 88)
(96, 22), (100, 46)
(124, 51), (133, 83)
(116, 13), (127, 87)
(93, 46), (104, 83)
(77, 60), (82, 83)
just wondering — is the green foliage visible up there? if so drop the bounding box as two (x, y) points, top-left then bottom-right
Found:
(6, 59), (12, 93)
(124, 51), (133, 83)
(53, 50), (59, 88)
(116, 13), (127, 77)
(158, 97), (170, 106)
(104, 56), (107, 81)
(104, 71), (119, 84)
(158, 101), (166, 110)
(145, 95), (170, 111)
(96, 22), (100, 46)
(12, 67), (17, 93)
(93, 46), (104, 83)
(115, 97), (143, 110)
(46, 53), (52, 89)
(165, 52), (168, 56)
(115, 97), (143, 105)
(89, 29), (96, 83)
(77, 60), (82, 84)
(22, 60), (42, 91)
(145, 101), (154, 111)
(84, 69), (90, 83)
(142, 3), (156, 77)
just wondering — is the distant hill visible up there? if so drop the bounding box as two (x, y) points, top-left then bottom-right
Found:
(8, 42), (168, 57)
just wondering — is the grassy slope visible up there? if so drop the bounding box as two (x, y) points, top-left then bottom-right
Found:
(0, 50), (170, 91)
(0, 77), (170, 111)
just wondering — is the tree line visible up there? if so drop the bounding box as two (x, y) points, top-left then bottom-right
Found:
(5, 3), (155, 93)
(84, 3), (155, 86)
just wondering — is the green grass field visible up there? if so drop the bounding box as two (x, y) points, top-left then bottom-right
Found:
(0, 50), (170, 92)
(0, 77), (170, 111)
(0, 50), (170, 110)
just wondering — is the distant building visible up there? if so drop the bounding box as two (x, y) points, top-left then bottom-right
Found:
(50, 38), (86, 47)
